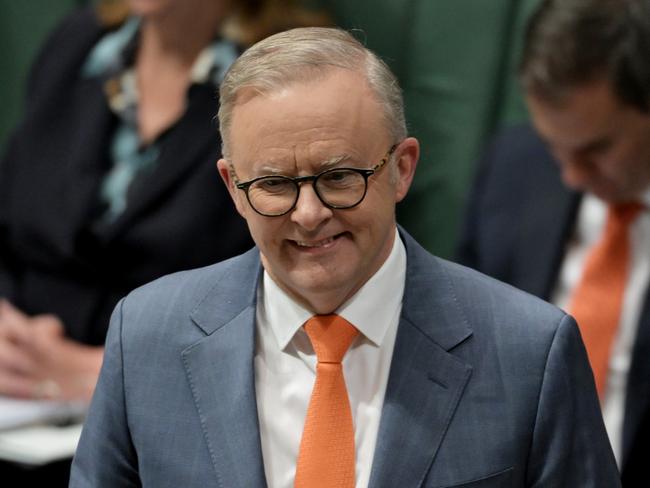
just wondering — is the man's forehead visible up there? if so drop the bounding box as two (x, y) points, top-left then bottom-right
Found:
(232, 68), (371, 107)
(527, 86), (618, 144)
(232, 68), (381, 114)
(228, 73), (387, 156)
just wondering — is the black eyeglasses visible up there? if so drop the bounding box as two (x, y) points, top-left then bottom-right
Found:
(229, 145), (398, 217)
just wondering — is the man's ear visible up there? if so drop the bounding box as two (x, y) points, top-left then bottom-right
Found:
(217, 158), (247, 218)
(393, 137), (419, 203)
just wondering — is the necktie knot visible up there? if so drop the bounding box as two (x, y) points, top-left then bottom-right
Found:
(304, 314), (358, 363)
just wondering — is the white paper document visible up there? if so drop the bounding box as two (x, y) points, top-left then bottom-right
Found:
(0, 423), (84, 465)
(0, 396), (87, 464)
(0, 396), (86, 431)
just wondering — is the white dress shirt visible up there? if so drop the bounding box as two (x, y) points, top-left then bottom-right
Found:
(552, 192), (650, 465)
(254, 228), (406, 488)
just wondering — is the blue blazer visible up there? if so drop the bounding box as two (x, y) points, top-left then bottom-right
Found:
(457, 124), (650, 486)
(70, 230), (619, 487)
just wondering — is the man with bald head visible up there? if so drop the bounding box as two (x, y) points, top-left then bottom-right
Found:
(71, 27), (618, 487)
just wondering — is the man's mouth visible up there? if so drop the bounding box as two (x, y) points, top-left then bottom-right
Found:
(292, 233), (344, 248)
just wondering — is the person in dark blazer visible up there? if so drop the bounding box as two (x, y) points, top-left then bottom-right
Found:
(0, 0), (330, 401)
(0, 0), (256, 400)
(0, 0), (255, 484)
(458, 1), (650, 485)
(0, 0), (331, 485)
(70, 26), (619, 487)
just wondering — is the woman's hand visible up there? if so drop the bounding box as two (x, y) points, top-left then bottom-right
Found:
(0, 299), (104, 402)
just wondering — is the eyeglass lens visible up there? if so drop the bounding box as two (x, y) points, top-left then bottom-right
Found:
(247, 168), (368, 215)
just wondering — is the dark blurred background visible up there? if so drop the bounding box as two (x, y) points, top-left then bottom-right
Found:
(0, 0), (541, 257)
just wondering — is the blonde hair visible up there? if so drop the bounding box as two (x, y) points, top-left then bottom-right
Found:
(95, 0), (130, 27)
(96, 0), (331, 46)
(223, 0), (331, 46)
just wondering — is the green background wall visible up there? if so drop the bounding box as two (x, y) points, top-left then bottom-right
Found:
(317, 0), (541, 257)
(0, 0), (85, 149)
(1, 0), (541, 257)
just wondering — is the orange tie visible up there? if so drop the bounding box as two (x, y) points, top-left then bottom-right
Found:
(569, 202), (642, 397)
(294, 314), (358, 488)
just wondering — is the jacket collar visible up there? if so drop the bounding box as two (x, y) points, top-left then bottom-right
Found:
(368, 229), (473, 487)
(185, 230), (475, 487)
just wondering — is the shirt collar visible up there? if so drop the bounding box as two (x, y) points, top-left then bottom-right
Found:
(261, 227), (406, 350)
(82, 17), (140, 79)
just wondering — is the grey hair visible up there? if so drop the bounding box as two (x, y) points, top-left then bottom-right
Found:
(218, 27), (407, 159)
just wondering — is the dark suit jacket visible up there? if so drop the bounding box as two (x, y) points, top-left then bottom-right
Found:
(457, 124), (650, 486)
(70, 229), (620, 487)
(0, 7), (253, 345)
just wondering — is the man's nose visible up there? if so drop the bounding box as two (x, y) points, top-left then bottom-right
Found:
(290, 183), (332, 230)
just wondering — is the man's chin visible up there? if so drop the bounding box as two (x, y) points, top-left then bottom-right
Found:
(291, 273), (342, 296)
(286, 271), (356, 306)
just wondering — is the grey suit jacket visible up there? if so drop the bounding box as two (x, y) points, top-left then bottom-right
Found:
(70, 230), (620, 487)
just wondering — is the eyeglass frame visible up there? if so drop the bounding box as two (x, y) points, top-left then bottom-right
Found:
(228, 144), (399, 217)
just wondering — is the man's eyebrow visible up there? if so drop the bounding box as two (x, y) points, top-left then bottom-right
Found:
(256, 165), (286, 175)
(320, 154), (350, 169)
(254, 154), (351, 175)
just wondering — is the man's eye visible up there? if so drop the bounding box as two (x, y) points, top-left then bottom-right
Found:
(257, 178), (293, 193)
(321, 170), (355, 184)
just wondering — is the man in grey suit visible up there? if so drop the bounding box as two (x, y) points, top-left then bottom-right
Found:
(70, 27), (619, 487)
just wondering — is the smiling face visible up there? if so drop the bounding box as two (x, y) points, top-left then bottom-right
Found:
(527, 79), (650, 203)
(218, 69), (418, 313)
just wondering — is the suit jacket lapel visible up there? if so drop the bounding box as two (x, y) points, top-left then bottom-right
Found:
(22, 12), (112, 256)
(48, 75), (113, 253)
(100, 83), (221, 241)
(511, 149), (581, 300)
(369, 232), (473, 488)
(182, 250), (267, 487)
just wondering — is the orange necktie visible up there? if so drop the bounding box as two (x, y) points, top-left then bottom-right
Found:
(569, 202), (642, 397)
(294, 314), (358, 488)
